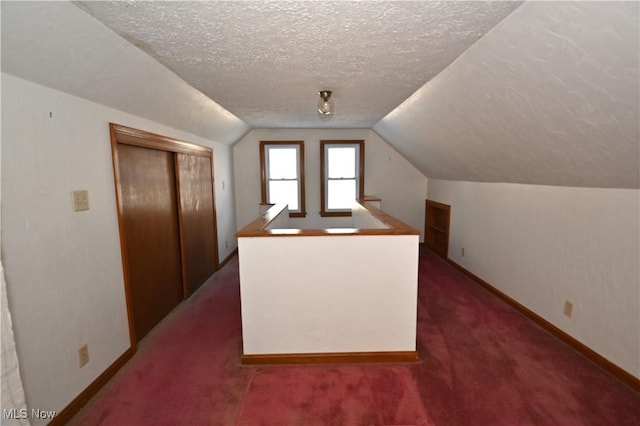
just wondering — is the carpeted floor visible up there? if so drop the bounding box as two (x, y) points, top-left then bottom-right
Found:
(68, 249), (640, 425)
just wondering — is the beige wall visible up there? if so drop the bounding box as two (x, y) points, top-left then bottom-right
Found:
(1, 73), (238, 422)
(428, 179), (640, 378)
(239, 234), (419, 354)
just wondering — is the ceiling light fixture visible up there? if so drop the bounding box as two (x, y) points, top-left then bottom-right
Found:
(317, 90), (334, 120)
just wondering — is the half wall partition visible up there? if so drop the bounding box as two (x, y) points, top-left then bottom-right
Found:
(236, 201), (420, 364)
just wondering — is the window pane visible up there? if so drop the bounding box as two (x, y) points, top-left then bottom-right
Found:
(327, 179), (356, 210)
(327, 147), (355, 178)
(268, 180), (299, 211)
(268, 148), (297, 179)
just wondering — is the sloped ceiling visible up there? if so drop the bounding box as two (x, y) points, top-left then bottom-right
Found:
(2, 1), (638, 188)
(1, 1), (250, 145)
(73, 0), (521, 129)
(374, 1), (639, 189)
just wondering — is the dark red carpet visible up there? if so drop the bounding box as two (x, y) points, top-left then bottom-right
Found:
(69, 249), (640, 425)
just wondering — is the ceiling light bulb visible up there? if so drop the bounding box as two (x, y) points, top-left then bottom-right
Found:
(318, 100), (332, 115)
(318, 90), (334, 117)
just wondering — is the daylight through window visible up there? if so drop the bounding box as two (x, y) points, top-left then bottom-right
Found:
(321, 140), (364, 216)
(260, 141), (306, 217)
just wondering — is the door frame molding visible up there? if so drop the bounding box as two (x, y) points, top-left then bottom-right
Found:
(109, 123), (219, 348)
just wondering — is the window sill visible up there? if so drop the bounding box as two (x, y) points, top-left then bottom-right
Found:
(289, 212), (307, 218)
(320, 211), (352, 218)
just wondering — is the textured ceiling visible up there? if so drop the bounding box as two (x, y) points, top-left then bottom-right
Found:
(74, 0), (522, 128)
(1, 1), (250, 145)
(3, 1), (636, 189)
(374, 1), (640, 188)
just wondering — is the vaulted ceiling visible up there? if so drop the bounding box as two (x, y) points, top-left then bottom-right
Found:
(73, 0), (522, 129)
(375, 1), (639, 188)
(2, 1), (638, 189)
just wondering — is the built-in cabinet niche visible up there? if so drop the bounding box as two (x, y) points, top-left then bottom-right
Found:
(425, 199), (450, 259)
(110, 124), (219, 344)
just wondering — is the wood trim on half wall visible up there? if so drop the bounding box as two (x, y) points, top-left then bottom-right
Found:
(241, 351), (418, 365)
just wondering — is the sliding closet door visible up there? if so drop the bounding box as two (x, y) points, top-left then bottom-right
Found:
(117, 144), (183, 342)
(176, 153), (219, 296)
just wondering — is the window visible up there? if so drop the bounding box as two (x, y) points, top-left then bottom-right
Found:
(260, 141), (306, 217)
(320, 140), (365, 217)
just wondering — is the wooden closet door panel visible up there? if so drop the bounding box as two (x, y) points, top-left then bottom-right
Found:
(176, 153), (218, 296)
(117, 144), (183, 341)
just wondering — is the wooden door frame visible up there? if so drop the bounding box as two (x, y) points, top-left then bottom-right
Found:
(109, 123), (219, 348)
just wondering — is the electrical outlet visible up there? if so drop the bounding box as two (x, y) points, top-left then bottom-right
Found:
(225, 240), (229, 249)
(461, 247), (465, 257)
(222, 180), (225, 190)
(78, 344), (89, 368)
(72, 190), (89, 211)
(563, 301), (573, 318)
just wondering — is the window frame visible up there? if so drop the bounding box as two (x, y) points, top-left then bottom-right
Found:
(260, 141), (306, 218)
(320, 140), (365, 217)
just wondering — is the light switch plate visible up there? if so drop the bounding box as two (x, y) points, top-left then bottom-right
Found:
(72, 190), (89, 211)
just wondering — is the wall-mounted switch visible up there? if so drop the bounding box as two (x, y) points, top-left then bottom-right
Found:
(72, 190), (89, 211)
